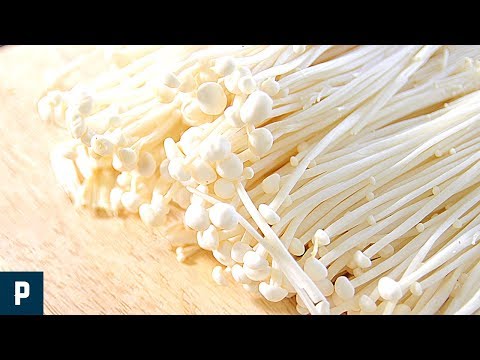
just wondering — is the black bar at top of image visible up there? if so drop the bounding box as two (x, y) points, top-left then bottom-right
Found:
(0, 3), (476, 44)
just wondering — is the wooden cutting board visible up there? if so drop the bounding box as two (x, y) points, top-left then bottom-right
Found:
(0, 45), (296, 314)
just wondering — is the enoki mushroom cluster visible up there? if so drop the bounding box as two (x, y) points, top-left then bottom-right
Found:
(39, 45), (480, 315)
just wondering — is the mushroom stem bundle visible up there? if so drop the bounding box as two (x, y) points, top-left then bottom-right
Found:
(39, 45), (480, 315)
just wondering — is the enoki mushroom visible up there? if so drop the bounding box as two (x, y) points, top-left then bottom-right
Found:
(39, 45), (480, 315)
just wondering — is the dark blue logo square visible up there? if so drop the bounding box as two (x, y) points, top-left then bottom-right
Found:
(0, 272), (43, 315)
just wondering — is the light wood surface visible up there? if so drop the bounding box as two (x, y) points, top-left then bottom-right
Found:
(0, 45), (296, 314)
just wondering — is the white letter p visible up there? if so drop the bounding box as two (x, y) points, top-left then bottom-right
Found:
(14, 281), (30, 305)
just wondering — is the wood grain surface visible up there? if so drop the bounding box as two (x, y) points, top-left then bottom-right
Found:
(0, 45), (296, 314)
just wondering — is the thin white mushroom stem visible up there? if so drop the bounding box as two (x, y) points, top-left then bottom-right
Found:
(350, 222), (449, 289)
(454, 286), (480, 315)
(269, 75), (394, 139)
(403, 187), (480, 276)
(410, 281), (443, 314)
(122, 103), (178, 137)
(254, 46), (332, 82)
(370, 71), (480, 131)
(417, 267), (464, 315)
(445, 261), (480, 314)
(321, 197), (431, 266)
(373, 111), (480, 188)
(290, 139), (425, 201)
(268, 47), (425, 211)
(297, 182), (369, 242)
(235, 46), (287, 66)
(280, 45), (386, 89)
(397, 223), (480, 291)
(366, 151), (480, 226)
(315, 109), (471, 174)
(251, 49), (285, 74)
(324, 151), (471, 237)
(234, 183), (325, 306)
(419, 243), (480, 290)
(266, 49), (411, 138)
(365, 159), (480, 258)
(350, 45), (442, 135)
(275, 153), (406, 230)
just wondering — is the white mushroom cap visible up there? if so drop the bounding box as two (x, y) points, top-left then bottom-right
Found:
(213, 178), (236, 199)
(230, 242), (252, 263)
(117, 148), (138, 167)
(248, 128), (273, 156)
(181, 99), (214, 126)
(293, 45), (307, 54)
(164, 137), (184, 160)
(240, 91), (273, 125)
(200, 136), (231, 162)
(90, 135), (114, 156)
(216, 154), (243, 180)
(231, 264), (252, 284)
(315, 278), (334, 296)
(190, 159), (217, 185)
(198, 225), (219, 251)
(378, 277), (403, 302)
(288, 238), (305, 256)
(179, 127), (204, 154)
(243, 265), (271, 282)
(139, 203), (165, 226)
(184, 203), (210, 231)
(212, 266), (228, 286)
(353, 250), (372, 269)
(335, 276), (355, 300)
(159, 72), (180, 88)
(168, 157), (191, 182)
(243, 251), (269, 270)
(259, 282), (288, 302)
(209, 202), (239, 230)
(304, 257), (328, 281)
(213, 241), (235, 266)
(224, 106), (243, 128)
(259, 204), (280, 225)
(197, 82), (227, 116)
(359, 295), (377, 313)
(121, 191), (142, 213)
(261, 173), (281, 194)
(224, 66), (251, 94)
(313, 229), (331, 245)
(238, 76), (257, 95)
(260, 78), (280, 97)
(213, 57), (236, 76)
(137, 152), (157, 177)
(151, 195), (170, 216)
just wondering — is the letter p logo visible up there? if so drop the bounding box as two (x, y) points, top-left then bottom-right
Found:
(0, 272), (43, 314)
(14, 281), (30, 305)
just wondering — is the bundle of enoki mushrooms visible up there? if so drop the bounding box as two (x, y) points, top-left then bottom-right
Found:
(38, 45), (480, 315)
